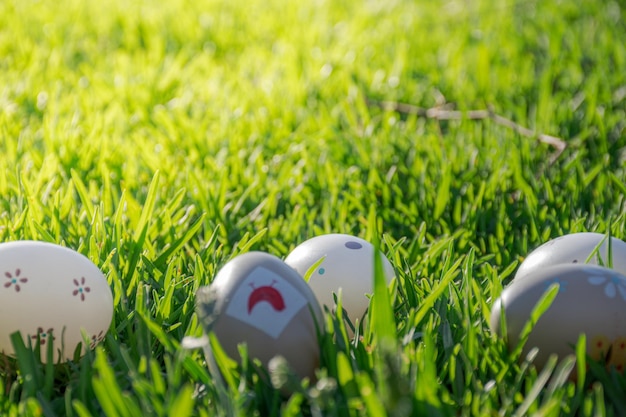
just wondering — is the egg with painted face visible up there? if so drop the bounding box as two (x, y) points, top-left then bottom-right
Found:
(491, 263), (626, 374)
(515, 232), (626, 281)
(0, 241), (113, 362)
(284, 234), (395, 326)
(196, 251), (323, 381)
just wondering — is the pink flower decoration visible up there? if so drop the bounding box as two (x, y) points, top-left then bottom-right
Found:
(4, 269), (28, 292)
(72, 277), (91, 301)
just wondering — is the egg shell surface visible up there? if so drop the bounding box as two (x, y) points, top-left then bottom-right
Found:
(491, 263), (626, 373)
(284, 234), (395, 324)
(197, 251), (324, 381)
(515, 232), (626, 280)
(0, 241), (113, 362)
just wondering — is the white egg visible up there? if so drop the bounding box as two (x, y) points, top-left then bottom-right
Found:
(284, 234), (395, 325)
(515, 232), (626, 281)
(0, 241), (113, 362)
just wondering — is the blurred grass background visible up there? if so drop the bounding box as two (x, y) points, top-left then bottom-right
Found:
(0, 0), (625, 415)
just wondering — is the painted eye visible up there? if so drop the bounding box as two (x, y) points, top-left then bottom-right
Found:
(318, 268), (325, 275)
(345, 241), (362, 250)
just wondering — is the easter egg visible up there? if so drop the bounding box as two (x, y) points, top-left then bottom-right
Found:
(284, 234), (395, 325)
(196, 251), (324, 381)
(0, 241), (113, 362)
(491, 264), (626, 373)
(515, 232), (626, 280)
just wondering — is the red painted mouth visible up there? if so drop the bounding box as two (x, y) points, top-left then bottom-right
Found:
(248, 280), (286, 314)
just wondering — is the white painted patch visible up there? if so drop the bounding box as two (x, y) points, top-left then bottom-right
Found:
(225, 267), (307, 339)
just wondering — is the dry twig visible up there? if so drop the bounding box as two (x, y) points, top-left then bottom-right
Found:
(366, 98), (567, 162)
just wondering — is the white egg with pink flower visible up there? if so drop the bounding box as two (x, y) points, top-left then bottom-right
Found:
(0, 241), (113, 362)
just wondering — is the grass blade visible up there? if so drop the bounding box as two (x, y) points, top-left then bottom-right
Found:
(366, 205), (396, 347)
(510, 283), (560, 361)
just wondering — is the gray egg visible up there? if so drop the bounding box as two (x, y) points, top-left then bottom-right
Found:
(196, 251), (324, 381)
(491, 263), (626, 374)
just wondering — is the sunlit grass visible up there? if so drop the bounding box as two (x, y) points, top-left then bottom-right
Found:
(0, 0), (625, 415)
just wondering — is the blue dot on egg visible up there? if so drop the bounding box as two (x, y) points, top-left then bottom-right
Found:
(345, 241), (362, 250)
(318, 268), (325, 275)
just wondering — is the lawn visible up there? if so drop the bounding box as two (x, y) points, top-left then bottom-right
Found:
(0, 0), (625, 415)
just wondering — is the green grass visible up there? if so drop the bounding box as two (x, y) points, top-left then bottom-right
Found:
(1, 0), (625, 415)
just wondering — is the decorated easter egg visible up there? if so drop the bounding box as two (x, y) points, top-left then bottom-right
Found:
(491, 264), (626, 373)
(515, 232), (626, 280)
(284, 234), (395, 325)
(0, 241), (113, 362)
(196, 251), (324, 381)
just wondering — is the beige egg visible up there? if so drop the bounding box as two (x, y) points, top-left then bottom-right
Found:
(491, 264), (626, 374)
(196, 251), (324, 381)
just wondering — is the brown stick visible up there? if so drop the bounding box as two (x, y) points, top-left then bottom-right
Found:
(366, 98), (567, 158)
